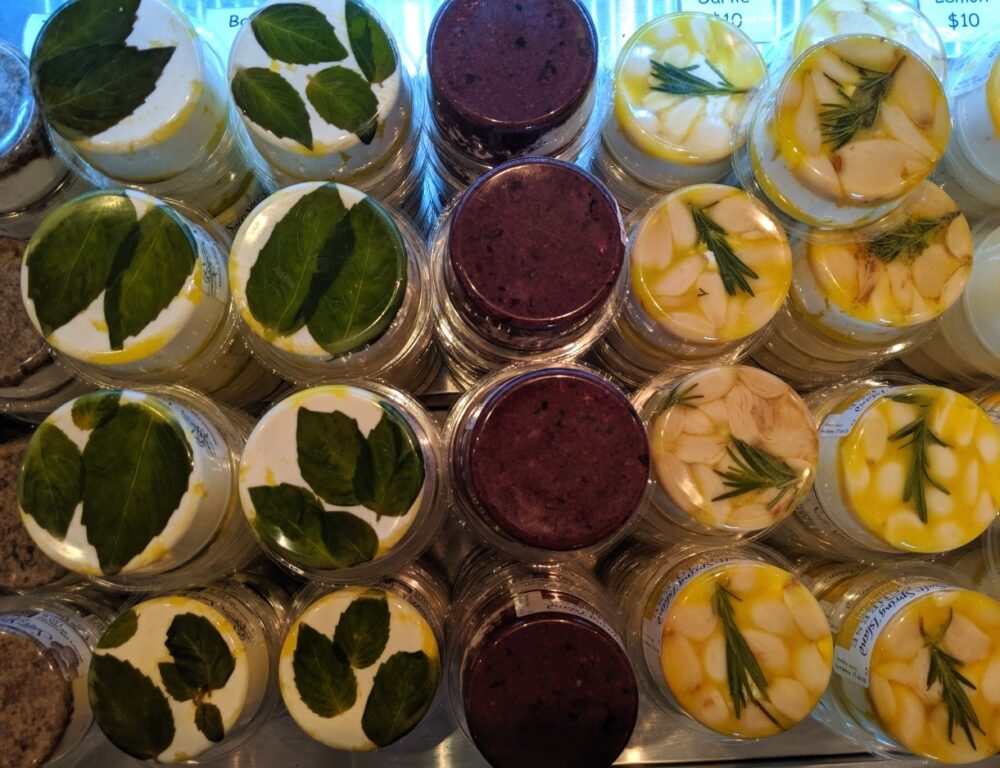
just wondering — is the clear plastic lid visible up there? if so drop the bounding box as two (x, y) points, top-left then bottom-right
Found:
(946, 32), (1000, 188)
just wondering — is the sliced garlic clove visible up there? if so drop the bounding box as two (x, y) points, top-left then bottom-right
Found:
(742, 628), (791, 676)
(667, 198), (698, 250)
(768, 677), (814, 722)
(656, 255), (704, 297)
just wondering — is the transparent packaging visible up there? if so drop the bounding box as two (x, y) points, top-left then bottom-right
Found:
(813, 563), (1000, 764)
(431, 158), (627, 386)
(447, 553), (638, 768)
(446, 362), (650, 563)
(771, 376), (1000, 559)
(603, 542), (833, 740)
(278, 561), (448, 752)
(753, 181), (973, 387)
(229, 182), (440, 393)
(633, 365), (818, 543)
(88, 574), (284, 764)
(16, 387), (259, 592)
(593, 184), (791, 388)
(238, 381), (446, 583)
(593, 13), (767, 212)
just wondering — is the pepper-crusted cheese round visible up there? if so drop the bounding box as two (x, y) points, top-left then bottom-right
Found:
(630, 184), (792, 344)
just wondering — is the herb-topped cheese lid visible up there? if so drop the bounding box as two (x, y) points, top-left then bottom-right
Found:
(630, 184), (792, 344)
(659, 559), (832, 737)
(833, 385), (1000, 553)
(793, 0), (946, 79)
(18, 390), (232, 578)
(230, 0), (409, 181)
(89, 596), (257, 762)
(771, 35), (949, 207)
(230, 183), (407, 362)
(279, 587), (441, 750)
(239, 385), (432, 575)
(22, 190), (228, 372)
(796, 182), (973, 337)
(611, 13), (765, 166)
(644, 366), (818, 533)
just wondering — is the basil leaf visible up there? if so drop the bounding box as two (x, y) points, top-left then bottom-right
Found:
(251, 3), (347, 65)
(333, 591), (389, 669)
(346, 0), (396, 84)
(81, 403), (193, 575)
(105, 204), (196, 350)
(18, 423), (82, 539)
(354, 406), (424, 518)
(89, 655), (175, 760)
(361, 651), (439, 747)
(98, 609), (138, 649)
(305, 65), (378, 144)
(34, 0), (139, 64)
(165, 613), (236, 691)
(37, 44), (176, 139)
(293, 623), (357, 717)
(232, 67), (313, 150)
(245, 184), (348, 334)
(306, 198), (407, 356)
(25, 191), (136, 335)
(195, 702), (225, 742)
(320, 509), (378, 568)
(71, 392), (120, 430)
(297, 408), (366, 505)
(158, 662), (196, 702)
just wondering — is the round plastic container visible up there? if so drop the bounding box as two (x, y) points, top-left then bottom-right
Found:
(431, 157), (626, 386)
(942, 535), (1000, 603)
(0, 588), (114, 768)
(734, 35), (950, 233)
(89, 576), (282, 763)
(633, 365), (818, 542)
(230, 182), (439, 392)
(238, 382), (445, 582)
(594, 13), (767, 212)
(20, 190), (282, 407)
(593, 184), (792, 387)
(278, 561), (447, 752)
(753, 181), (973, 387)
(425, 0), (606, 193)
(448, 554), (638, 768)
(816, 563), (1000, 763)
(773, 377), (1000, 558)
(446, 363), (650, 562)
(604, 543), (833, 740)
(16, 387), (259, 592)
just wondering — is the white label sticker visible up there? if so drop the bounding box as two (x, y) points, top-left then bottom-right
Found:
(819, 387), (893, 439)
(512, 591), (622, 648)
(202, 8), (259, 56)
(678, 0), (777, 43)
(919, 0), (995, 47)
(171, 402), (226, 460)
(191, 225), (228, 299)
(181, 588), (260, 644)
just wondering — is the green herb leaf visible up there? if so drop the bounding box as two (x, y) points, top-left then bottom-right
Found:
(245, 184), (349, 335)
(298, 408), (367, 505)
(864, 212), (960, 264)
(37, 44), (176, 139)
(158, 662), (196, 702)
(293, 623), (358, 717)
(98, 609), (138, 649)
(18, 422), (82, 539)
(346, 0), (397, 84)
(888, 393), (949, 524)
(712, 437), (803, 510)
(251, 3), (347, 64)
(690, 204), (759, 297)
(662, 382), (702, 411)
(333, 591), (390, 669)
(89, 655), (175, 760)
(923, 610), (985, 749)
(25, 192), (136, 335)
(33, 0), (139, 64)
(320, 510), (379, 567)
(71, 392), (121, 430)
(165, 613), (236, 692)
(361, 651), (439, 747)
(232, 67), (314, 150)
(353, 407), (424, 518)
(650, 59), (747, 97)
(819, 58), (903, 150)
(105, 204), (196, 350)
(80, 403), (193, 575)
(306, 198), (407, 356)
(195, 703), (225, 743)
(306, 65), (378, 144)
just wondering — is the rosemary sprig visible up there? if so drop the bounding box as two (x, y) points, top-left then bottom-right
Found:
(865, 212), (960, 264)
(713, 584), (783, 728)
(662, 382), (703, 411)
(923, 609), (985, 749)
(887, 393), (950, 524)
(818, 58), (903, 150)
(712, 437), (802, 510)
(690, 205), (759, 297)
(650, 59), (748, 97)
